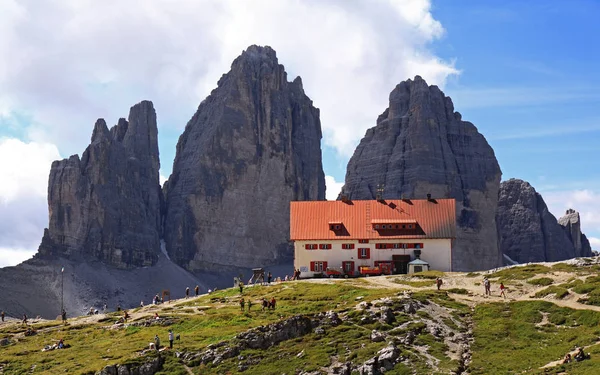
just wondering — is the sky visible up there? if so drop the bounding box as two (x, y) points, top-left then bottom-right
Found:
(1, 0), (599, 267)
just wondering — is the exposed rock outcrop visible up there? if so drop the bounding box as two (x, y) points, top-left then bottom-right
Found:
(496, 179), (576, 263)
(164, 45), (325, 271)
(37, 101), (162, 269)
(559, 209), (593, 258)
(341, 76), (502, 271)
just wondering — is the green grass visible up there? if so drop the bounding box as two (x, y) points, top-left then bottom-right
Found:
(391, 278), (435, 288)
(488, 264), (551, 283)
(528, 277), (554, 286)
(471, 301), (600, 375)
(534, 286), (569, 299)
(409, 270), (445, 279)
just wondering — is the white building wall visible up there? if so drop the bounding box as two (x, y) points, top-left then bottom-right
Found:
(294, 239), (452, 278)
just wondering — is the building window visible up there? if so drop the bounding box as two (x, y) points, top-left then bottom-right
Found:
(359, 239), (369, 244)
(415, 243), (421, 249)
(305, 244), (318, 250)
(342, 243), (355, 249)
(413, 265), (423, 273)
(408, 224), (413, 229)
(395, 225), (399, 229)
(393, 243), (401, 249)
(310, 261), (328, 272)
(358, 248), (370, 259)
(402, 225), (406, 229)
(374, 224), (380, 229)
(319, 244), (332, 250)
(342, 261), (355, 273)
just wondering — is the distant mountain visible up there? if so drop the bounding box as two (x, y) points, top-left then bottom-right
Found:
(340, 76), (503, 271)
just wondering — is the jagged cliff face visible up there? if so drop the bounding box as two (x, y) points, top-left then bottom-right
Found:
(341, 76), (502, 271)
(559, 209), (593, 258)
(496, 179), (576, 263)
(164, 45), (325, 271)
(37, 101), (162, 268)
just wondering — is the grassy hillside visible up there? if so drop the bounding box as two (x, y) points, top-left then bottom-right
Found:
(2, 260), (600, 374)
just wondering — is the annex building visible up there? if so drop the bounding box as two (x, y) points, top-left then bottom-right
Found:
(290, 197), (456, 278)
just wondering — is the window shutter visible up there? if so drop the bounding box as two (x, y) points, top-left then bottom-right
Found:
(305, 244), (310, 250)
(357, 248), (361, 258)
(350, 244), (355, 249)
(310, 261), (315, 271)
(323, 261), (328, 270)
(366, 248), (371, 259)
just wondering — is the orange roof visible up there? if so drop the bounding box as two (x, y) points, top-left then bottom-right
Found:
(370, 219), (417, 224)
(290, 199), (456, 240)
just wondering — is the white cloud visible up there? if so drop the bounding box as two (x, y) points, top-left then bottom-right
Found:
(590, 237), (600, 251)
(160, 174), (168, 186)
(0, 0), (457, 159)
(542, 189), (600, 247)
(0, 138), (61, 266)
(325, 175), (344, 201)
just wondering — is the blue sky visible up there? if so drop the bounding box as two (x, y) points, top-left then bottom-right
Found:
(0, 0), (598, 266)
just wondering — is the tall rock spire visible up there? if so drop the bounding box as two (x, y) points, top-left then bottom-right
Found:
(341, 76), (502, 271)
(164, 45), (325, 270)
(37, 101), (162, 268)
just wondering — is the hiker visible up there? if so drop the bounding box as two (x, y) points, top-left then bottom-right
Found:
(61, 309), (67, 323)
(247, 299), (252, 312)
(22, 313), (27, 324)
(436, 277), (443, 291)
(103, 304), (107, 313)
(185, 287), (190, 299)
(483, 278), (491, 296)
(169, 330), (174, 349)
(1, 310), (4, 322)
(58, 338), (64, 349)
(500, 282), (507, 299)
(268, 272), (272, 284)
(261, 298), (268, 311)
(140, 300), (144, 308)
(239, 281), (244, 294)
(154, 335), (160, 351)
(284, 275), (289, 282)
(240, 298), (245, 311)
(195, 285), (199, 296)
(574, 347), (589, 361)
(117, 304), (121, 312)
(563, 353), (572, 364)
(154, 312), (160, 320)
(123, 310), (129, 322)
(270, 297), (277, 310)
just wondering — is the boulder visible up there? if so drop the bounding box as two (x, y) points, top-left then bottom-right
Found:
(340, 76), (502, 271)
(497, 179), (576, 262)
(377, 344), (400, 370)
(164, 45), (325, 271)
(37, 101), (162, 269)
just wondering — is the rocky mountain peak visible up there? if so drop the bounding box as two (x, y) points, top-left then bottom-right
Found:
(164, 45), (325, 271)
(496, 178), (576, 263)
(37, 101), (162, 269)
(559, 208), (593, 257)
(341, 76), (502, 271)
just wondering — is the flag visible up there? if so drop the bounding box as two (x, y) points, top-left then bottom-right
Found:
(61, 267), (64, 273)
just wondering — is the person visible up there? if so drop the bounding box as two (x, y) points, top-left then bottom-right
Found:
(268, 272), (272, 284)
(140, 300), (144, 308)
(484, 278), (491, 296)
(154, 312), (160, 320)
(284, 275), (289, 282)
(103, 304), (107, 313)
(240, 298), (245, 312)
(262, 298), (268, 311)
(500, 282), (506, 299)
(195, 285), (199, 296)
(169, 330), (174, 349)
(239, 281), (244, 294)
(1, 310), (4, 322)
(247, 299), (252, 312)
(123, 310), (129, 322)
(22, 313), (27, 324)
(154, 334), (160, 351)
(436, 277), (443, 291)
(61, 309), (67, 323)
(58, 338), (64, 349)
(574, 347), (588, 361)
(185, 287), (190, 299)
(563, 353), (572, 364)
(117, 304), (121, 312)
(270, 297), (276, 310)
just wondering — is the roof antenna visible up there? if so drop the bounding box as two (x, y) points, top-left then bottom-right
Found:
(376, 184), (385, 202)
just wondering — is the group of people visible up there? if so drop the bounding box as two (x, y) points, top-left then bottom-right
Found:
(483, 277), (507, 299)
(563, 347), (590, 363)
(184, 285), (201, 298)
(150, 329), (178, 351)
(238, 297), (277, 312)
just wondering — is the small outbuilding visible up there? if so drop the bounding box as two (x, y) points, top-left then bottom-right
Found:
(407, 258), (430, 274)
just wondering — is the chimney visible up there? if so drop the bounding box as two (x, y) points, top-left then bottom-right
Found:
(426, 193), (431, 200)
(376, 184), (385, 202)
(414, 249), (422, 259)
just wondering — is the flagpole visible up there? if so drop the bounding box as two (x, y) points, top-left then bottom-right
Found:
(61, 266), (64, 314)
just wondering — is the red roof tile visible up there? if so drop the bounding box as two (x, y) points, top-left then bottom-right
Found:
(290, 199), (456, 240)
